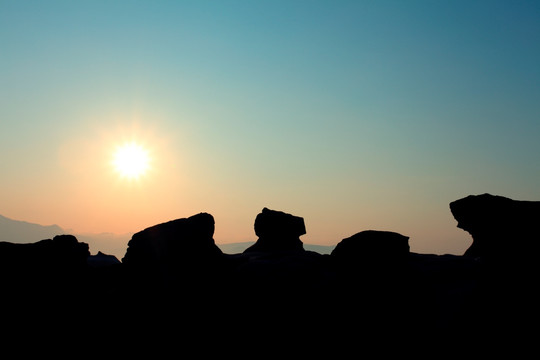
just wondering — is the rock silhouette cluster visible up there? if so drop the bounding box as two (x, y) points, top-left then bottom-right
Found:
(1, 194), (538, 349)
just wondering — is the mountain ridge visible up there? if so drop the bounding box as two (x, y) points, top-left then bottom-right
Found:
(0, 214), (63, 243)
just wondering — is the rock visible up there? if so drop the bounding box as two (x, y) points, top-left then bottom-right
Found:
(122, 212), (222, 269)
(331, 230), (410, 262)
(328, 231), (412, 334)
(0, 234), (90, 270)
(121, 212), (224, 297)
(0, 235), (90, 304)
(3, 201), (535, 344)
(233, 250), (328, 292)
(330, 230), (411, 314)
(244, 208), (305, 253)
(449, 193), (540, 259)
(87, 251), (121, 268)
(449, 194), (540, 339)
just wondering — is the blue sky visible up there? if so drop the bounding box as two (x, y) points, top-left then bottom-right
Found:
(1, 0), (539, 254)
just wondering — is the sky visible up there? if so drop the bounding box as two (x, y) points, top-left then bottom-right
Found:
(1, 0), (539, 254)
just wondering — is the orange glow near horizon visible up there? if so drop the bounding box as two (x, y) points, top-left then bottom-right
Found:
(42, 118), (197, 235)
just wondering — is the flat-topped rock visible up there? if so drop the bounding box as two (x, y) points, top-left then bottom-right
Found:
(331, 230), (410, 261)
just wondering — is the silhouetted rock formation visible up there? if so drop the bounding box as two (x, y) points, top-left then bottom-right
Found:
(122, 212), (222, 268)
(331, 230), (410, 261)
(2, 196), (538, 349)
(244, 208), (305, 252)
(87, 251), (121, 268)
(0, 234), (89, 271)
(450, 193), (540, 259)
(0, 235), (90, 307)
(450, 193), (540, 339)
(121, 212), (224, 297)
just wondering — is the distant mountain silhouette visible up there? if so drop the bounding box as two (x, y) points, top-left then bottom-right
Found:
(217, 241), (335, 254)
(0, 214), (63, 242)
(0, 214), (130, 257)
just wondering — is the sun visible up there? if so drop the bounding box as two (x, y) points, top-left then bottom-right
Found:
(113, 142), (150, 179)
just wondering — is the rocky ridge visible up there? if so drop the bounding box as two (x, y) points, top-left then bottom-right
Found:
(1, 194), (538, 350)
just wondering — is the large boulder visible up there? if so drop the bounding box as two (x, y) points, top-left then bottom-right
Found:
(449, 193), (540, 259)
(329, 231), (412, 333)
(244, 208), (305, 253)
(122, 212), (222, 269)
(87, 251), (121, 268)
(450, 194), (540, 336)
(331, 230), (410, 262)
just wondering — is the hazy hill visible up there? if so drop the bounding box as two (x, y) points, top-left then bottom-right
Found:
(0, 214), (63, 243)
(0, 214), (130, 257)
(216, 241), (335, 254)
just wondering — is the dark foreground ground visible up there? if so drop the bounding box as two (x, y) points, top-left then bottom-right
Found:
(1, 194), (539, 355)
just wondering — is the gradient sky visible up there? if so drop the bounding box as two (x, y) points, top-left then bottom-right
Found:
(1, 0), (539, 254)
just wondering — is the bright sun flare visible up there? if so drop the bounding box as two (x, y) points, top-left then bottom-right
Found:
(113, 142), (150, 179)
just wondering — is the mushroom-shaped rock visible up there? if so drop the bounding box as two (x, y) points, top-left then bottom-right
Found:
(244, 208), (305, 253)
(450, 193), (540, 259)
